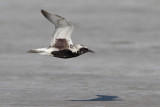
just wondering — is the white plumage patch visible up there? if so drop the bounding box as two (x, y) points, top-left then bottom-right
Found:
(69, 44), (85, 53)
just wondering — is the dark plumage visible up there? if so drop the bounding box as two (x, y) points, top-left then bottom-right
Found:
(51, 47), (92, 58)
(52, 49), (78, 58)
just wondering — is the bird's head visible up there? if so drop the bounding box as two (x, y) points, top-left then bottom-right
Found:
(76, 44), (94, 55)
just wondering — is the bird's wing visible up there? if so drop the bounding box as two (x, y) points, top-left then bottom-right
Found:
(41, 10), (74, 48)
(53, 38), (69, 50)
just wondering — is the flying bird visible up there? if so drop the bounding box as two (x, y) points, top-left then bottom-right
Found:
(27, 10), (94, 58)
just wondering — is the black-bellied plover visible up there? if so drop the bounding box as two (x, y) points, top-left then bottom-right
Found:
(27, 10), (93, 58)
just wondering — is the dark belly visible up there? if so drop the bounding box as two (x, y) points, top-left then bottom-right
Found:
(51, 49), (79, 58)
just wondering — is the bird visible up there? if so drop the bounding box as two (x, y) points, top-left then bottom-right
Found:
(27, 9), (94, 59)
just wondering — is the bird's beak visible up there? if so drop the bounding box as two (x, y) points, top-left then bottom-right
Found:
(88, 49), (94, 53)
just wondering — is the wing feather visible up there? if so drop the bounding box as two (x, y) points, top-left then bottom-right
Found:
(41, 10), (74, 47)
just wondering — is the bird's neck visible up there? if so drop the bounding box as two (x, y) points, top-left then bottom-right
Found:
(69, 45), (80, 53)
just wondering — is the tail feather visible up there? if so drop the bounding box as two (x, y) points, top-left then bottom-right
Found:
(27, 49), (44, 53)
(27, 48), (53, 55)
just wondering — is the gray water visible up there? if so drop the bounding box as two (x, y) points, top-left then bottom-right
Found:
(0, 0), (160, 107)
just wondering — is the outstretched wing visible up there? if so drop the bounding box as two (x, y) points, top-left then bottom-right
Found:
(41, 9), (74, 48)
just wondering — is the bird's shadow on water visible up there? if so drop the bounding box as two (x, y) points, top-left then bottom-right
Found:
(68, 95), (122, 101)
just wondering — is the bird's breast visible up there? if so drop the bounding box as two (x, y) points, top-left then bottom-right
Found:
(51, 49), (79, 58)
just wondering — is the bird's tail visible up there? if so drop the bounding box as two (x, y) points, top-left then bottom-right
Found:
(27, 49), (43, 53)
(27, 48), (52, 55)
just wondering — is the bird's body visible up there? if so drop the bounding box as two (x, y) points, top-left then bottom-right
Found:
(28, 10), (93, 58)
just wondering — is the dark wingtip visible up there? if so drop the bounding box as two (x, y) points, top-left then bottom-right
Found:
(41, 9), (47, 16)
(41, 9), (54, 21)
(41, 9), (45, 13)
